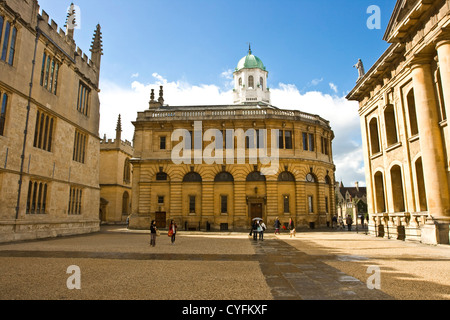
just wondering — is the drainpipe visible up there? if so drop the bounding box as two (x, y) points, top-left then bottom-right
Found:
(15, 21), (41, 220)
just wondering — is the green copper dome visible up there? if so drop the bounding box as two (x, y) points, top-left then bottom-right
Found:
(236, 48), (266, 72)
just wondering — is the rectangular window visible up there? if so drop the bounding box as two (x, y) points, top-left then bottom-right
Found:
(68, 186), (83, 215)
(40, 52), (60, 95)
(285, 131), (293, 149)
(1, 21), (10, 61)
(283, 195), (290, 213)
(221, 195), (228, 214)
(0, 16), (4, 47)
(33, 110), (55, 152)
(7, 26), (16, 65)
(158, 196), (164, 204)
(160, 136), (166, 150)
(278, 130), (284, 149)
(73, 130), (87, 163)
(0, 92), (8, 136)
(308, 196), (314, 213)
(26, 181), (48, 214)
(309, 133), (315, 152)
(189, 196), (196, 213)
(302, 132), (308, 151)
(77, 82), (91, 116)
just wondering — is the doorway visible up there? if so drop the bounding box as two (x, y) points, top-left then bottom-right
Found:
(250, 203), (263, 220)
(155, 212), (166, 229)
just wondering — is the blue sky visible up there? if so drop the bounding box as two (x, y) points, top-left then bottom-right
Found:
(36, 0), (397, 186)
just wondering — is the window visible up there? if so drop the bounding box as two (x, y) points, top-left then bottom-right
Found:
(0, 14), (16, 65)
(221, 195), (228, 214)
(26, 181), (48, 214)
(278, 130), (284, 149)
(321, 137), (329, 155)
(160, 136), (166, 150)
(384, 105), (398, 146)
(308, 196), (314, 213)
(306, 173), (316, 183)
(259, 77), (264, 90)
(308, 134), (315, 151)
(33, 110), (55, 152)
(248, 76), (254, 88)
(68, 187), (83, 215)
(1, 20), (10, 61)
(285, 131), (293, 149)
(77, 82), (91, 116)
(239, 78), (242, 86)
(407, 89), (419, 136)
(0, 92), (8, 136)
(40, 52), (60, 94)
(302, 132), (308, 151)
(123, 158), (131, 183)
(158, 196), (164, 204)
(325, 196), (329, 213)
(156, 172), (168, 181)
(369, 118), (381, 154)
(283, 195), (290, 213)
(189, 196), (196, 213)
(73, 130), (87, 163)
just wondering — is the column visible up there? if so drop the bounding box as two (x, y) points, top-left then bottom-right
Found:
(436, 37), (450, 117)
(410, 58), (450, 243)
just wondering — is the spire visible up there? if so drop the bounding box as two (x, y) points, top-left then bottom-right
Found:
(64, 3), (77, 39)
(248, 43), (252, 55)
(90, 24), (103, 69)
(115, 114), (122, 142)
(158, 86), (164, 105)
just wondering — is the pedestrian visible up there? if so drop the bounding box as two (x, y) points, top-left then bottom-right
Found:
(288, 218), (296, 238)
(274, 217), (281, 235)
(332, 215), (338, 229)
(260, 220), (266, 241)
(346, 215), (353, 231)
(338, 216), (344, 230)
(168, 220), (177, 244)
(251, 220), (258, 240)
(150, 220), (157, 247)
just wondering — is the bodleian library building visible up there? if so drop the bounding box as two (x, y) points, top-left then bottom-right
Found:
(347, 0), (450, 245)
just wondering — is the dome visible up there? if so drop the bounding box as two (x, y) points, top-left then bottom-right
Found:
(236, 48), (266, 72)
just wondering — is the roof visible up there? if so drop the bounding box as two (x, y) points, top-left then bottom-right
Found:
(235, 48), (266, 72)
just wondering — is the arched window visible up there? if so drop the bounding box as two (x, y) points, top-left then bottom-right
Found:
(390, 165), (405, 212)
(305, 173), (317, 183)
(122, 192), (130, 215)
(246, 171), (266, 182)
(369, 118), (381, 154)
(415, 157), (427, 212)
(123, 158), (131, 183)
(384, 105), (398, 146)
(239, 78), (242, 86)
(183, 172), (202, 182)
(214, 172), (234, 182)
(0, 93), (8, 136)
(156, 172), (168, 181)
(325, 175), (331, 184)
(374, 171), (386, 213)
(259, 77), (264, 90)
(248, 76), (254, 88)
(407, 89), (419, 136)
(278, 171), (295, 182)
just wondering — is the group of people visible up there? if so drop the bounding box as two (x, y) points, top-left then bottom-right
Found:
(149, 219), (177, 247)
(251, 217), (297, 240)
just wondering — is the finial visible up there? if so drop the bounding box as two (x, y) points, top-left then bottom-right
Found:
(116, 114), (122, 132)
(248, 43), (252, 55)
(64, 3), (77, 38)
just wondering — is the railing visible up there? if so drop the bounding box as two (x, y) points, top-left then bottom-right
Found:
(138, 107), (330, 127)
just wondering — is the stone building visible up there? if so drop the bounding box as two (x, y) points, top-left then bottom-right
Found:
(99, 115), (134, 224)
(347, 0), (450, 244)
(0, 1), (102, 242)
(129, 48), (336, 231)
(335, 181), (368, 224)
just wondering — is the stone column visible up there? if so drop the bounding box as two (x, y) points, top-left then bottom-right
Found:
(410, 58), (450, 244)
(436, 37), (450, 118)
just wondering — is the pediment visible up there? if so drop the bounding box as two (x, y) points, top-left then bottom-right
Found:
(383, 0), (428, 42)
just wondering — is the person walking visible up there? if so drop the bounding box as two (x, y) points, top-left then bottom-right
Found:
(332, 215), (338, 229)
(346, 215), (353, 231)
(274, 217), (281, 235)
(251, 220), (258, 240)
(338, 216), (344, 230)
(260, 220), (266, 241)
(256, 221), (263, 241)
(168, 220), (177, 244)
(150, 220), (157, 247)
(288, 218), (296, 238)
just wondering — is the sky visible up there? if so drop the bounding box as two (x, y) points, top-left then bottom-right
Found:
(36, 0), (397, 187)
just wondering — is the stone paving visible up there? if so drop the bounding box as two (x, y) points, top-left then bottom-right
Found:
(0, 226), (448, 300)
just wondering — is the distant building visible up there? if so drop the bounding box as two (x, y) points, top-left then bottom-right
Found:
(347, 0), (450, 244)
(335, 181), (367, 223)
(99, 115), (134, 224)
(0, 1), (103, 242)
(129, 48), (336, 231)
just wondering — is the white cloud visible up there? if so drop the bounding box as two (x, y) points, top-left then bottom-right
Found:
(309, 78), (323, 86)
(131, 72), (139, 78)
(329, 82), (338, 93)
(99, 75), (363, 186)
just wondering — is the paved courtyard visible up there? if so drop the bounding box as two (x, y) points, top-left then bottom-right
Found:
(0, 226), (449, 300)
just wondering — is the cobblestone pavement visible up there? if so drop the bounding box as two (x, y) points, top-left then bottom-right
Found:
(0, 226), (448, 300)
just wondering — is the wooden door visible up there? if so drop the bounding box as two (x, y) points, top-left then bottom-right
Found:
(250, 203), (263, 220)
(155, 212), (166, 229)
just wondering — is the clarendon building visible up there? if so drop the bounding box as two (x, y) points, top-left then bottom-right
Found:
(129, 48), (336, 231)
(0, 1), (103, 242)
(347, 0), (450, 244)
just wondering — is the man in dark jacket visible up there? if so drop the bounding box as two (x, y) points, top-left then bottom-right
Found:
(274, 217), (281, 235)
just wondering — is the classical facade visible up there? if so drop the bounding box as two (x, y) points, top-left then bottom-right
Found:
(347, 0), (450, 244)
(0, 1), (103, 242)
(99, 115), (134, 224)
(129, 49), (336, 231)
